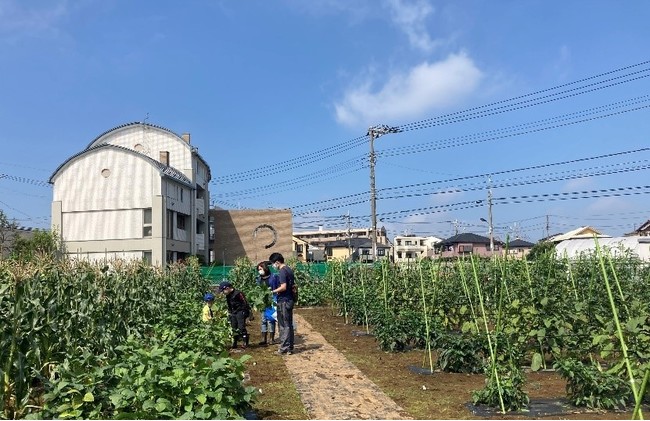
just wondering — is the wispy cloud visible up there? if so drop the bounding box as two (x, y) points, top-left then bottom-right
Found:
(384, 0), (438, 53)
(0, 0), (69, 38)
(334, 52), (483, 128)
(562, 176), (593, 192)
(586, 197), (634, 215)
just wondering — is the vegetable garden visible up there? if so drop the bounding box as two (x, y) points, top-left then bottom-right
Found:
(0, 256), (255, 419)
(319, 242), (650, 416)
(2, 240), (650, 419)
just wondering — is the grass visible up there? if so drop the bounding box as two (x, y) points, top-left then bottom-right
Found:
(243, 314), (308, 420)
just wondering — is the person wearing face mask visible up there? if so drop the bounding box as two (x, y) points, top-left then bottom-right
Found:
(268, 252), (295, 355)
(256, 261), (279, 346)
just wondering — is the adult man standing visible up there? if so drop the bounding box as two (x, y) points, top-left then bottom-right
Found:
(269, 252), (294, 355)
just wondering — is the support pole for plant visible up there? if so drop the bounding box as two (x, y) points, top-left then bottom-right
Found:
(470, 253), (506, 414)
(595, 238), (643, 419)
(418, 261), (434, 374)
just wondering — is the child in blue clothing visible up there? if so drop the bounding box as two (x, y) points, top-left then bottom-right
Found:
(256, 261), (279, 346)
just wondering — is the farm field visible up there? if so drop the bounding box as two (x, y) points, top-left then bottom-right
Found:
(293, 306), (638, 420)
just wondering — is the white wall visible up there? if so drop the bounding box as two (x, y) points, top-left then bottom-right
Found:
(53, 148), (156, 212)
(63, 209), (143, 241)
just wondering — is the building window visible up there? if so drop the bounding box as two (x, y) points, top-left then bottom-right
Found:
(396, 239), (402, 245)
(378, 249), (385, 256)
(361, 249), (370, 255)
(296, 244), (303, 253)
(397, 251), (402, 258)
(326, 248), (332, 257)
(406, 252), (413, 259)
(177, 214), (186, 230)
(405, 240), (412, 246)
(459, 244), (473, 253)
(143, 208), (152, 237)
(143, 251), (152, 264)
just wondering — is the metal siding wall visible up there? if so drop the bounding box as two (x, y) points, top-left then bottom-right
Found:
(100, 127), (191, 177)
(63, 209), (141, 241)
(55, 149), (155, 211)
(73, 251), (143, 262)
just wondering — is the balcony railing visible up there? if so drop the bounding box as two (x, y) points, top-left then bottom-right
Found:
(195, 198), (205, 217)
(195, 233), (205, 250)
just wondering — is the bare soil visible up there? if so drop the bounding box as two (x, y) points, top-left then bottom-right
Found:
(243, 306), (641, 420)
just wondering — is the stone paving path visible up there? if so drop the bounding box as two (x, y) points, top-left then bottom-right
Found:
(280, 314), (412, 420)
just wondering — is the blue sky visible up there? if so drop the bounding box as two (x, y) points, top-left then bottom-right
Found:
(1, 0), (650, 241)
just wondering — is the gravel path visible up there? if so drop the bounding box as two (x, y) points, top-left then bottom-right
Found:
(280, 314), (412, 420)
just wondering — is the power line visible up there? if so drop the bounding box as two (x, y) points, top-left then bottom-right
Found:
(213, 60), (650, 185)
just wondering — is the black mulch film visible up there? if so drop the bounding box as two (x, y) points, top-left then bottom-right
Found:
(466, 398), (642, 418)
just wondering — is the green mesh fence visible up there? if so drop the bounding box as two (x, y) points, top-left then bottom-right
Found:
(200, 262), (328, 284)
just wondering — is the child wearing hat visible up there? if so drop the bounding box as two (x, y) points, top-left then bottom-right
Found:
(218, 281), (251, 350)
(202, 292), (215, 322)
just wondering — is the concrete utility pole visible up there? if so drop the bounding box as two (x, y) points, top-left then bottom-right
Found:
(367, 124), (400, 262)
(487, 175), (494, 252)
(480, 176), (494, 253)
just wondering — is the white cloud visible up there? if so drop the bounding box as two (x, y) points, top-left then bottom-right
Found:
(561, 177), (594, 192)
(384, 0), (437, 53)
(334, 52), (483, 128)
(0, 0), (69, 36)
(586, 197), (634, 215)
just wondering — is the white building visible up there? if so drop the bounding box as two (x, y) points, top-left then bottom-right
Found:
(393, 235), (443, 262)
(49, 122), (211, 265)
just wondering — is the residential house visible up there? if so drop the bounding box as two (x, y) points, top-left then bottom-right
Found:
(505, 238), (535, 258)
(50, 122), (211, 265)
(292, 236), (309, 262)
(545, 226), (608, 243)
(625, 219), (650, 236)
(323, 238), (391, 262)
(0, 226), (37, 258)
(437, 233), (502, 258)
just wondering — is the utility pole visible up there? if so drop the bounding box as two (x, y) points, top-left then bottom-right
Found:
(346, 211), (352, 260)
(487, 175), (494, 253)
(545, 214), (550, 239)
(367, 124), (400, 263)
(481, 176), (494, 253)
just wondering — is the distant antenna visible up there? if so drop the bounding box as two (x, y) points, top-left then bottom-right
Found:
(144, 112), (150, 124)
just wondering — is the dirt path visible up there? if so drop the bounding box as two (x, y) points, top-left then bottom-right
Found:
(281, 313), (412, 420)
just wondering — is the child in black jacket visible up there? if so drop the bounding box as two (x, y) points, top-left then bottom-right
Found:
(218, 281), (251, 349)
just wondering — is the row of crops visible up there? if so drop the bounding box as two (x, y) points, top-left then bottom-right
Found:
(0, 256), (255, 420)
(310, 244), (649, 415)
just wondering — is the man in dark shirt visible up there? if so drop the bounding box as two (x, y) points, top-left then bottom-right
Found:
(269, 252), (294, 355)
(218, 281), (251, 350)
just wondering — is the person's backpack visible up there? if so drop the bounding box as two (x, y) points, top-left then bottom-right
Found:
(291, 281), (299, 303)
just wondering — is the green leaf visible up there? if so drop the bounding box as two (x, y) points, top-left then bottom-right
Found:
(83, 392), (94, 402)
(530, 353), (543, 371)
(197, 394), (207, 404)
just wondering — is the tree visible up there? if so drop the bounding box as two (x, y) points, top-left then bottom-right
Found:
(526, 241), (556, 261)
(0, 209), (19, 258)
(10, 229), (62, 262)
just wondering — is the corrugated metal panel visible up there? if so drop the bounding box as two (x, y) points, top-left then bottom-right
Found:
(99, 126), (191, 178)
(63, 209), (141, 241)
(54, 149), (156, 212)
(73, 251), (143, 262)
